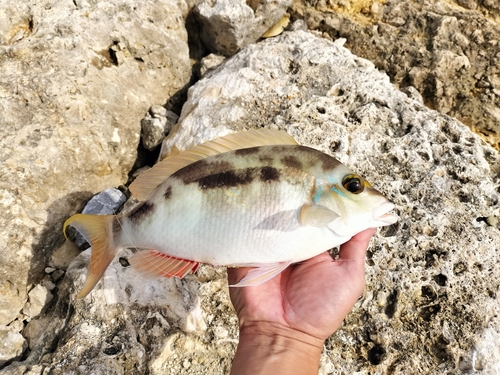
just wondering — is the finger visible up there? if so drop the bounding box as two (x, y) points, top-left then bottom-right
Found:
(338, 228), (376, 263)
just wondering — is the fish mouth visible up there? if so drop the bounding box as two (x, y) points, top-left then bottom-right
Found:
(372, 202), (398, 225)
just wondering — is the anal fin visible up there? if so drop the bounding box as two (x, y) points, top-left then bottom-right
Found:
(128, 250), (199, 279)
(229, 262), (292, 287)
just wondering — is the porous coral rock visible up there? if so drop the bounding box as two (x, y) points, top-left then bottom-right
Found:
(195, 0), (292, 56)
(22, 285), (52, 320)
(0, 0), (192, 330)
(292, 0), (500, 151)
(159, 30), (500, 374)
(3, 14), (500, 375)
(140, 106), (179, 151)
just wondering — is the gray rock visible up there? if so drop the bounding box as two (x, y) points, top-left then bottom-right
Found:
(198, 53), (226, 77)
(195, 0), (292, 56)
(293, 0), (500, 151)
(22, 285), (52, 320)
(289, 18), (308, 32)
(81, 188), (127, 216)
(0, 327), (27, 367)
(22, 316), (52, 351)
(0, 0), (192, 327)
(141, 106), (179, 151)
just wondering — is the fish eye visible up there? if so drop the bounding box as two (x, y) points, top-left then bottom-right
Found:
(342, 174), (365, 194)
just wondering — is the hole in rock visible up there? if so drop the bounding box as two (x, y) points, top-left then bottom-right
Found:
(453, 261), (467, 275)
(433, 274), (447, 286)
(425, 248), (448, 267)
(385, 289), (398, 318)
(421, 285), (437, 302)
(380, 222), (398, 237)
(431, 335), (450, 362)
(103, 344), (121, 356)
(476, 216), (489, 224)
(368, 344), (386, 365)
(329, 140), (341, 152)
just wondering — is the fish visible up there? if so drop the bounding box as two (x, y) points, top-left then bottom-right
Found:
(64, 129), (398, 298)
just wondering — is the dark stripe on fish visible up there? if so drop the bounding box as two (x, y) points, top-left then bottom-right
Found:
(260, 166), (280, 182)
(128, 202), (155, 223)
(173, 145), (343, 188)
(258, 155), (274, 165)
(175, 160), (234, 184)
(234, 147), (261, 156)
(281, 155), (303, 170)
(164, 186), (172, 200)
(317, 152), (341, 171)
(112, 216), (122, 240)
(198, 169), (255, 189)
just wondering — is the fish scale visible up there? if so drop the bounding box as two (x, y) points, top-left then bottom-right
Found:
(64, 129), (398, 298)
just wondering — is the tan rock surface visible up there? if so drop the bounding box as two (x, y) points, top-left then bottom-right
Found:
(4, 30), (499, 374)
(0, 0), (191, 336)
(292, 0), (500, 151)
(2, 2), (500, 374)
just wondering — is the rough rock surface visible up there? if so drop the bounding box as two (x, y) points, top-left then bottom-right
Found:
(0, 328), (27, 367)
(0, 0), (192, 338)
(141, 105), (179, 151)
(292, 0), (500, 151)
(3, 29), (499, 374)
(195, 0), (292, 56)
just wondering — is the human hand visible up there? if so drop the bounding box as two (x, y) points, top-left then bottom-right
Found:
(227, 228), (376, 374)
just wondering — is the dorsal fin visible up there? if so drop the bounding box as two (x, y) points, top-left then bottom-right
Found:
(129, 129), (298, 200)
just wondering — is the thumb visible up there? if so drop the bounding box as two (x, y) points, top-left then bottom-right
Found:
(338, 228), (376, 263)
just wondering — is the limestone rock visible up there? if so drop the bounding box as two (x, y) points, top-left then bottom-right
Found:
(0, 327), (27, 367)
(159, 30), (500, 374)
(0, 0), (192, 328)
(22, 285), (52, 320)
(198, 53), (226, 77)
(2, 249), (234, 374)
(195, 0), (292, 56)
(292, 0), (500, 151)
(80, 188), (127, 217)
(141, 106), (179, 151)
(3, 22), (500, 375)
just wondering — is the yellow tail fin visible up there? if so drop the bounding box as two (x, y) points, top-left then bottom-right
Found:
(63, 214), (118, 298)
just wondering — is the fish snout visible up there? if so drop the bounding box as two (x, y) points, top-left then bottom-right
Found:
(372, 202), (398, 225)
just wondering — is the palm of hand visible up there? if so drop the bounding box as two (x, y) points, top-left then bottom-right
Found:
(227, 228), (375, 341)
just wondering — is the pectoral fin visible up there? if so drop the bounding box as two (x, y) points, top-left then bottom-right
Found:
(128, 250), (199, 279)
(229, 262), (291, 287)
(299, 204), (340, 227)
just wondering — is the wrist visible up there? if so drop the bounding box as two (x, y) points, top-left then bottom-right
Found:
(231, 322), (324, 375)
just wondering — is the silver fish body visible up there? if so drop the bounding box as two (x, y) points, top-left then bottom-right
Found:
(121, 145), (355, 264)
